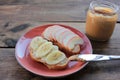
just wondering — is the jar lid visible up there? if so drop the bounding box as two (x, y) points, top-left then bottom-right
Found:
(90, 0), (119, 15)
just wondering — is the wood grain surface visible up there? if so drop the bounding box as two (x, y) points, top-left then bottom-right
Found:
(0, 0), (120, 22)
(0, 22), (120, 48)
(0, 48), (120, 80)
(0, 0), (120, 80)
(0, 22), (120, 80)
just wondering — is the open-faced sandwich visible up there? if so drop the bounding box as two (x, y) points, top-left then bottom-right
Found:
(29, 25), (84, 70)
(29, 36), (68, 70)
(42, 25), (84, 55)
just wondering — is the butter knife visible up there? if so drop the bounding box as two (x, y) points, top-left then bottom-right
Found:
(68, 54), (120, 62)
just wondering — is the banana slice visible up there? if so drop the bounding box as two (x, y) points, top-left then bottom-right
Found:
(63, 34), (77, 48)
(51, 26), (63, 40)
(53, 45), (59, 50)
(45, 51), (66, 65)
(42, 27), (52, 40)
(55, 27), (67, 42)
(40, 46), (58, 62)
(34, 42), (53, 58)
(67, 36), (84, 50)
(30, 36), (47, 51)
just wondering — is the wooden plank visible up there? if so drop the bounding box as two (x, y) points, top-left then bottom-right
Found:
(0, 48), (120, 80)
(0, 21), (85, 47)
(0, 0), (119, 5)
(0, 4), (87, 21)
(0, 0), (120, 21)
(0, 21), (120, 48)
(0, 48), (35, 80)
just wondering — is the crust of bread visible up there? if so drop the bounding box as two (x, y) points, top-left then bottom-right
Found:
(44, 58), (68, 70)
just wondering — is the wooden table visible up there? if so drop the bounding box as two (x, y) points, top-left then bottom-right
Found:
(0, 0), (120, 80)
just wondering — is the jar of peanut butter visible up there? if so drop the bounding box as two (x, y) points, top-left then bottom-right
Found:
(86, 1), (119, 41)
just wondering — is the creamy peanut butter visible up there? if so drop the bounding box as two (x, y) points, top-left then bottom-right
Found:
(86, 7), (118, 41)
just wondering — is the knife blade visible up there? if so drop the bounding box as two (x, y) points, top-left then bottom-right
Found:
(68, 54), (120, 62)
(78, 54), (120, 61)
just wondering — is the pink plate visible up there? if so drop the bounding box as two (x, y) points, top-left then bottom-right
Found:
(15, 24), (92, 77)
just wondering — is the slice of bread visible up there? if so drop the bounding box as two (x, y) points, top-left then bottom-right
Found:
(29, 36), (68, 70)
(42, 25), (84, 55)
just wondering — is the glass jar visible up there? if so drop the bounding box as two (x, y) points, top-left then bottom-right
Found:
(86, 0), (119, 41)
